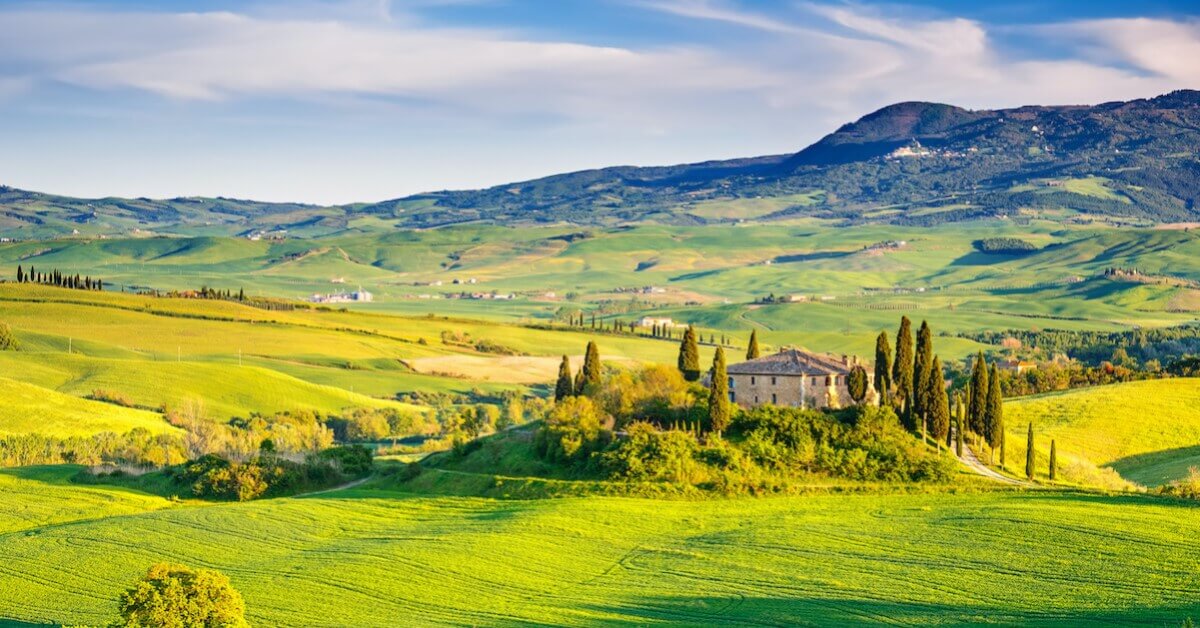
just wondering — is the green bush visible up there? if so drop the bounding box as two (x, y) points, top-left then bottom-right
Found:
(117, 562), (247, 627)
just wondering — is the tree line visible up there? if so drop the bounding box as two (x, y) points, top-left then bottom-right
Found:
(14, 265), (102, 290)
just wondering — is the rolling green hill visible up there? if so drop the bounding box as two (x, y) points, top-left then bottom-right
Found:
(0, 378), (175, 437)
(1005, 379), (1200, 487)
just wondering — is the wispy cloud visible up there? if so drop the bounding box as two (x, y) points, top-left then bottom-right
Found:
(0, 1), (1197, 202)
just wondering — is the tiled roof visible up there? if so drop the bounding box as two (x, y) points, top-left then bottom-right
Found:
(727, 348), (858, 376)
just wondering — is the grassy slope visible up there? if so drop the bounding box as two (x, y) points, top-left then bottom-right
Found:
(1, 467), (1198, 626)
(0, 379), (175, 437)
(1005, 379), (1200, 486)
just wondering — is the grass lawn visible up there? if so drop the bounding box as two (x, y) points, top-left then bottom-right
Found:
(0, 466), (1198, 626)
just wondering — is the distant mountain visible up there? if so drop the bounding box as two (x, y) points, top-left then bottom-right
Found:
(4, 90), (1199, 236)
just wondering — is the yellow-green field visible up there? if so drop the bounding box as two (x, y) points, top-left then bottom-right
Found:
(1006, 379), (1200, 487)
(2, 466), (1199, 626)
(0, 378), (175, 437)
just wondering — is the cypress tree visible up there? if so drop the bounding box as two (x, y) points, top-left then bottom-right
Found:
(892, 316), (914, 413)
(955, 394), (965, 457)
(554, 355), (574, 402)
(968, 352), (988, 441)
(913, 321), (933, 426)
(708, 347), (731, 433)
(678, 325), (700, 381)
(928, 356), (950, 448)
(579, 341), (602, 394)
(847, 365), (869, 405)
(1025, 422), (1035, 481)
(873, 331), (892, 406)
(1049, 440), (1057, 481)
(985, 364), (1004, 464)
(16, 265), (22, 283)
(746, 330), (761, 360)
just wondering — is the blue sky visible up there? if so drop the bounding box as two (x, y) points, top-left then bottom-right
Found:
(1, 0), (1198, 204)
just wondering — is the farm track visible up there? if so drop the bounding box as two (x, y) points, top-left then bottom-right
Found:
(958, 441), (1029, 486)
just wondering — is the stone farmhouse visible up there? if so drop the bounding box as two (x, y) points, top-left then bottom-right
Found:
(726, 348), (875, 410)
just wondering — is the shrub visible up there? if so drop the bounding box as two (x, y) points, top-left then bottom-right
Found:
(117, 562), (247, 627)
(534, 396), (613, 465)
(599, 422), (703, 483)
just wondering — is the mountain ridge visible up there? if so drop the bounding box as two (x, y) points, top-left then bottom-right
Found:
(4, 90), (1199, 236)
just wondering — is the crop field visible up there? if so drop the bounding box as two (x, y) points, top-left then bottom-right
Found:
(1006, 379), (1200, 487)
(1, 467), (1199, 626)
(0, 379), (175, 437)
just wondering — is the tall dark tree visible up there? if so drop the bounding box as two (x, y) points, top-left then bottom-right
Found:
(968, 352), (988, 441)
(708, 347), (732, 433)
(892, 316), (914, 413)
(1025, 422), (1035, 481)
(984, 363), (1004, 464)
(1049, 439), (1057, 481)
(15, 265), (22, 283)
(847, 365), (869, 405)
(578, 341), (602, 394)
(955, 394), (965, 457)
(913, 321), (933, 427)
(746, 330), (761, 360)
(928, 356), (951, 448)
(678, 325), (700, 381)
(873, 331), (892, 406)
(554, 355), (574, 402)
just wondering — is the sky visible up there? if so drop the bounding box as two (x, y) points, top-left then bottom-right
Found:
(0, 0), (1198, 204)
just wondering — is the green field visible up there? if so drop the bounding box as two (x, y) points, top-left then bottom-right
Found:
(2, 466), (1199, 626)
(1006, 379), (1200, 487)
(0, 378), (175, 437)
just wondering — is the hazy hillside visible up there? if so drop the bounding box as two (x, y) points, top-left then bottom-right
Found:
(3, 91), (1199, 236)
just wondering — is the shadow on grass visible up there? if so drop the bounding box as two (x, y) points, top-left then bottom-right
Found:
(1108, 444), (1200, 486)
(579, 594), (1200, 626)
(1, 464), (180, 500)
(0, 619), (54, 627)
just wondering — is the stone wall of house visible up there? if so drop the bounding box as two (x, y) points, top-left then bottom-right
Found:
(729, 372), (876, 410)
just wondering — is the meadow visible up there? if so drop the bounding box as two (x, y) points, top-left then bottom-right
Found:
(2, 466), (1199, 626)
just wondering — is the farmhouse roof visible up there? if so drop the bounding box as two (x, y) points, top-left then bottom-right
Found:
(727, 348), (856, 376)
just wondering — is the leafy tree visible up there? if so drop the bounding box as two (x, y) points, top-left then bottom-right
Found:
(678, 325), (700, 381)
(555, 355), (574, 402)
(579, 341), (602, 394)
(984, 364), (1004, 464)
(708, 347), (732, 433)
(873, 331), (892, 405)
(847, 365), (869, 405)
(968, 352), (988, 440)
(746, 329), (761, 359)
(912, 320), (933, 427)
(1025, 422), (1035, 480)
(1049, 439), (1057, 481)
(892, 316), (914, 412)
(117, 563), (247, 627)
(0, 322), (19, 351)
(927, 356), (950, 447)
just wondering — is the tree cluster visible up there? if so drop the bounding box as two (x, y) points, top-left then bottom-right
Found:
(15, 265), (101, 290)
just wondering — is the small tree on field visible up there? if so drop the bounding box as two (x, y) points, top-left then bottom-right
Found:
(708, 347), (732, 433)
(746, 329), (761, 360)
(847, 365), (868, 405)
(678, 325), (700, 381)
(0, 322), (18, 351)
(117, 563), (247, 627)
(1025, 422), (1035, 481)
(1049, 439), (1057, 481)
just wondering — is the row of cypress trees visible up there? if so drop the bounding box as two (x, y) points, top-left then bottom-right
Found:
(15, 265), (101, 291)
(871, 317), (955, 447)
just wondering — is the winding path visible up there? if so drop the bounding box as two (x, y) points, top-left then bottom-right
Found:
(956, 439), (1029, 486)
